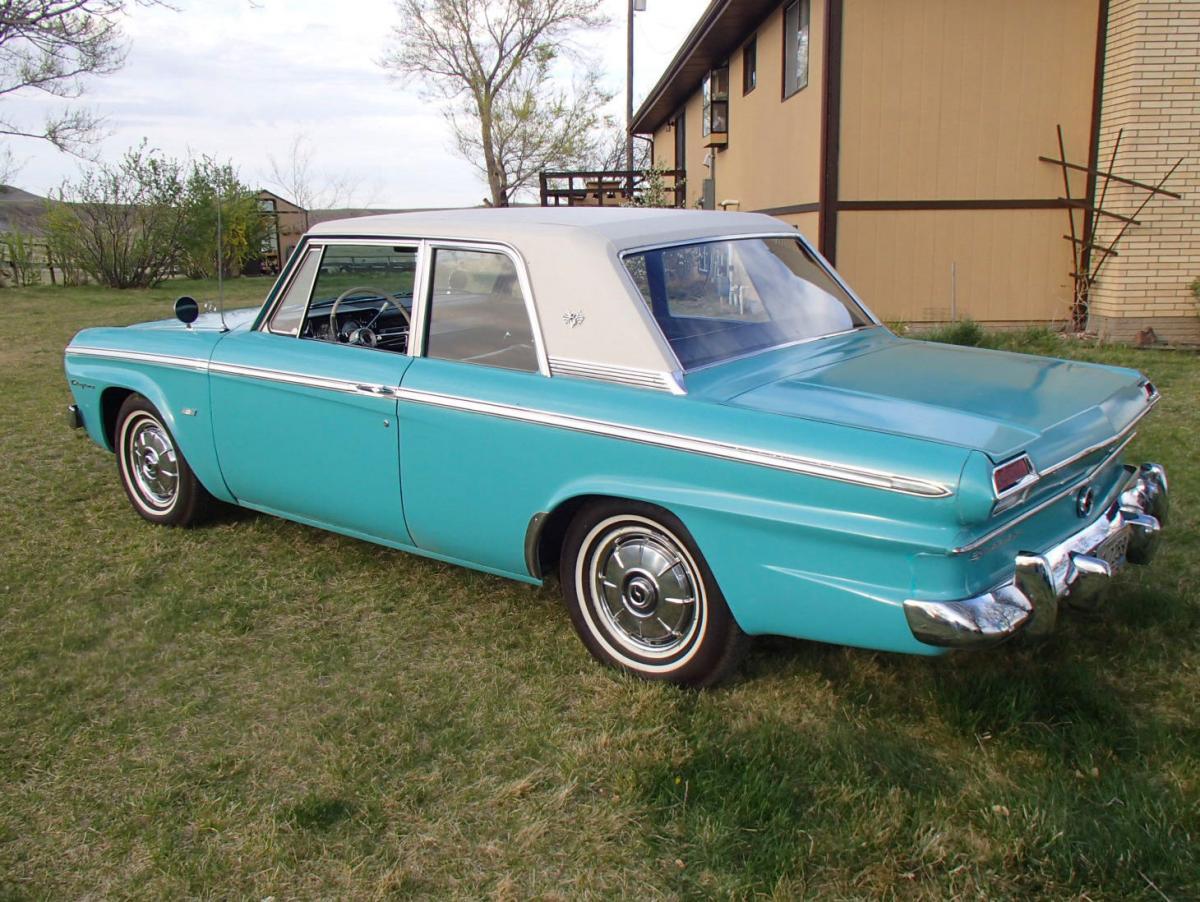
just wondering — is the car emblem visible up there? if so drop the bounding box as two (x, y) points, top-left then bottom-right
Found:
(563, 312), (586, 328)
(1077, 485), (1096, 518)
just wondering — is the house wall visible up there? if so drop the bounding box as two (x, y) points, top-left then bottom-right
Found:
(833, 0), (1099, 324)
(651, 1), (827, 214)
(1088, 0), (1200, 346)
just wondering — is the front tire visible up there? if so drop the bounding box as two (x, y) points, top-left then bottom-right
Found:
(115, 395), (212, 527)
(560, 501), (747, 687)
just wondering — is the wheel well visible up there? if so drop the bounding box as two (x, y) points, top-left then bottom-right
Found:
(99, 387), (136, 450)
(532, 494), (679, 580)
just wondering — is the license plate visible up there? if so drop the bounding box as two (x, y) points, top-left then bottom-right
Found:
(1094, 531), (1129, 570)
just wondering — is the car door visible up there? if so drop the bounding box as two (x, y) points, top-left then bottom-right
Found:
(209, 240), (418, 546)
(397, 242), (552, 574)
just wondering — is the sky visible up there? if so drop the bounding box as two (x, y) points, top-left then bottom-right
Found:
(4, 0), (709, 208)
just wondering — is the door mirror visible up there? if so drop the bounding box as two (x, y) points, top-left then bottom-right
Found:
(174, 295), (200, 325)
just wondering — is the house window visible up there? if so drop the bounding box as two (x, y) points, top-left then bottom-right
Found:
(783, 0), (810, 98)
(743, 37), (757, 94)
(702, 65), (729, 137)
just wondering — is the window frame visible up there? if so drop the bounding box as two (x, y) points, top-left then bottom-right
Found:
(255, 235), (550, 373)
(265, 244), (324, 336)
(412, 239), (549, 375)
(782, 0), (811, 101)
(742, 36), (757, 95)
(702, 64), (730, 137)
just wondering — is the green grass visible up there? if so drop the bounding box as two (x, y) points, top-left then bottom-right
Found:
(2, 282), (1198, 899)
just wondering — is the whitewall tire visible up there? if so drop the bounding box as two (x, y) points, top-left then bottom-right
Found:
(560, 500), (747, 687)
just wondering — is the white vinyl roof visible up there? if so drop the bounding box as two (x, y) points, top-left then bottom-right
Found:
(306, 206), (791, 252)
(306, 207), (803, 389)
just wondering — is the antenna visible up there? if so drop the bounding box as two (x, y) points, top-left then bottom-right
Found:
(216, 192), (229, 331)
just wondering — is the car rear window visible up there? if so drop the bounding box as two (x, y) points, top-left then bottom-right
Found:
(623, 237), (871, 370)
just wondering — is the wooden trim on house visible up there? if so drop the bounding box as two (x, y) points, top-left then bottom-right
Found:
(837, 198), (1073, 212)
(1081, 0), (1111, 289)
(818, 0), (845, 263)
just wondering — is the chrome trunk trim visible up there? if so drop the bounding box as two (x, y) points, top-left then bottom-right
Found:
(953, 431), (1137, 555)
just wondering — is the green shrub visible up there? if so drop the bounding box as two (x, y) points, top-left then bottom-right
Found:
(922, 318), (985, 347)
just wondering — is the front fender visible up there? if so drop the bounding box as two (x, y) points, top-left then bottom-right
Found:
(63, 355), (234, 504)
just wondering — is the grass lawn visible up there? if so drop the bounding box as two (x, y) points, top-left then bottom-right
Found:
(1, 280), (1198, 899)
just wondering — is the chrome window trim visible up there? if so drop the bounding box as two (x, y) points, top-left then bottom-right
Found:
(393, 386), (952, 498)
(266, 245), (325, 337)
(65, 346), (210, 372)
(419, 239), (550, 376)
(615, 231), (881, 376)
(61, 345), (953, 498)
(953, 431), (1138, 555)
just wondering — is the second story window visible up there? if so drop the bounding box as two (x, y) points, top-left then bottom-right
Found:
(702, 65), (729, 137)
(784, 0), (811, 98)
(743, 37), (757, 94)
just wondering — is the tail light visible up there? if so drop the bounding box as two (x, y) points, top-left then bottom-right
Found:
(993, 454), (1037, 498)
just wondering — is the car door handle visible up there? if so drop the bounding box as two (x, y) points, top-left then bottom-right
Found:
(356, 384), (395, 396)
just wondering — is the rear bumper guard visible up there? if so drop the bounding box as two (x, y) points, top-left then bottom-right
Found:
(904, 462), (1168, 649)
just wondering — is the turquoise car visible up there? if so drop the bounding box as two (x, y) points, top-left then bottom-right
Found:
(64, 208), (1168, 686)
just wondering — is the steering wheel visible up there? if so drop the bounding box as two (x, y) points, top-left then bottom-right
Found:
(329, 286), (411, 345)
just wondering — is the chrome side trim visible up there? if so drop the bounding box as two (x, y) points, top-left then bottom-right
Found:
(953, 431), (1137, 555)
(65, 346), (210, 372)
(394, 387), (953, 498)
(548, 356), (684, 394)
(207, 360), (396, 399)
(63, 345), (952, 498)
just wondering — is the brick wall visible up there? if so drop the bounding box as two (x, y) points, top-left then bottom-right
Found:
(1089, 0), (1200, 346)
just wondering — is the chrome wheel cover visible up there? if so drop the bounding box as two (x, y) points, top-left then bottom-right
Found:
(126, 416), (179, 510)
(586, 521), (702, 660)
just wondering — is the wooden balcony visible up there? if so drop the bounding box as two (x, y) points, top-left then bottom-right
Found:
(538, 169), (687, 208)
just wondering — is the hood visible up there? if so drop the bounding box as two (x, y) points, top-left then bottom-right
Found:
(128, 307), (259, 333)
(717, 335), (1151, 468)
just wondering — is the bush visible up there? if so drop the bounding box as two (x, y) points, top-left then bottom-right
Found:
(45, 142), (187, 289)
(922, 318), (985, 347)
(45, 142), (263, 289)
(1, 228), (43, 287)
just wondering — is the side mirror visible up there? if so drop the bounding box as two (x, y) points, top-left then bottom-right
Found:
(174, 295), (200, 325)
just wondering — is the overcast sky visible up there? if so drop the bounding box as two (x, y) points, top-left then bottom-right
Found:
(5, 0), (707, 208)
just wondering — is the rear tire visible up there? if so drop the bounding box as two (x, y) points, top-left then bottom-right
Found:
(115, 395), (213, 527)
(559, 500), (747, 687)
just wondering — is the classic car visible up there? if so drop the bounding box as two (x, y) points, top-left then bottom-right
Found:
(64, 208), (1168, 686)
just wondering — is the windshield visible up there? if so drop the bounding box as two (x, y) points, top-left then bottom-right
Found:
(622, 236), (872, 370)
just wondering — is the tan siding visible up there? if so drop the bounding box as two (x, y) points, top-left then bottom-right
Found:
(840, 0), (1096, 201)
(656, 2), (825, 213)
(652, 124), (673, 169)
(773, 211), (820, 243)
(717, 2), (824, 211)
(838, 210), (1075, 323)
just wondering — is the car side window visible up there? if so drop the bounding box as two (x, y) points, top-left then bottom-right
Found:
(268, 247), (322, 335)
(424, 248), (538, 373)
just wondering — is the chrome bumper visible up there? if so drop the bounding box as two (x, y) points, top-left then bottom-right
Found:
(905, 463), (1168, 649)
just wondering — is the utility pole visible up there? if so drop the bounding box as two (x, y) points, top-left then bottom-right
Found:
(626, 0), (645, 193)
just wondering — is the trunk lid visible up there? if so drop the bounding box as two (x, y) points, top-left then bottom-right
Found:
(709, 333), (1151, 471)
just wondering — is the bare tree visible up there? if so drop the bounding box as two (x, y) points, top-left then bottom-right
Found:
(382, 0), (610, 207)
(0, 2), (164, 158)
(265, 134), (373, 212)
